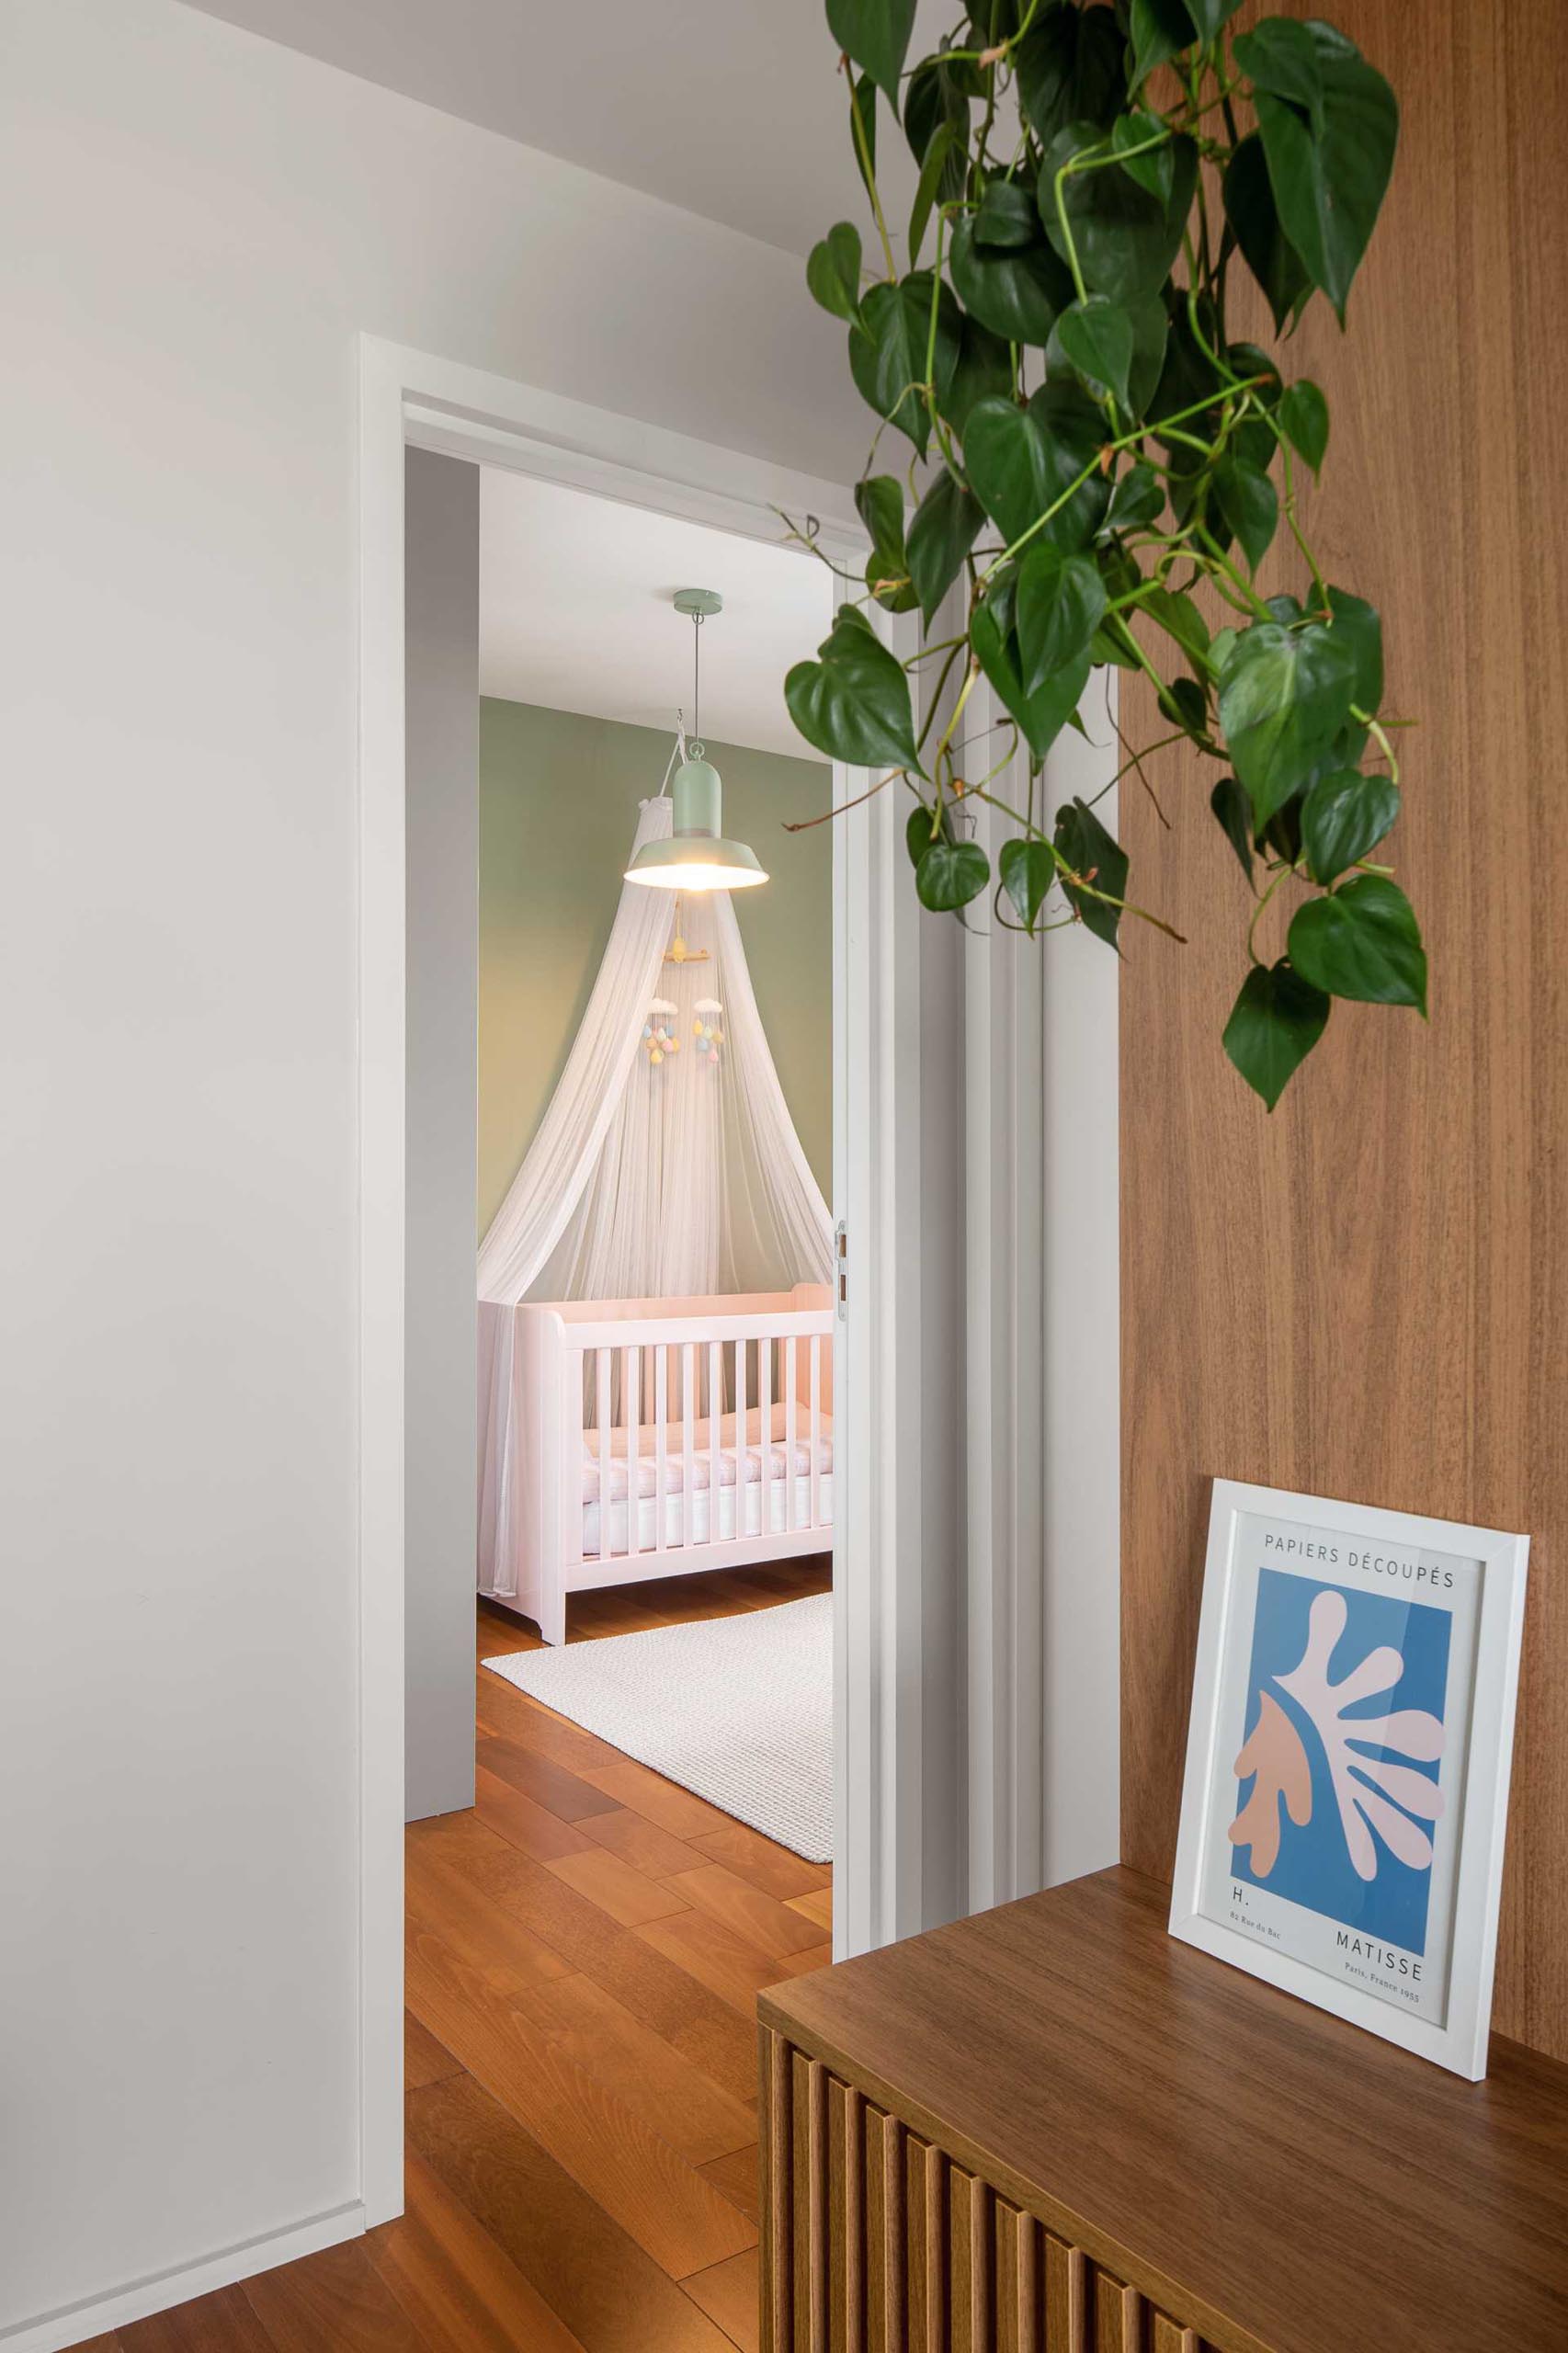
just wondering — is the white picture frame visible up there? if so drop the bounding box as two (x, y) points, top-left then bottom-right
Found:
(1169, 1478), (1528, 2079)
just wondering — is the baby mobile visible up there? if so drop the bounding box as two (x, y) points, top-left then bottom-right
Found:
(642, 997), (679, 1068)
(693, 995), (724, 1074)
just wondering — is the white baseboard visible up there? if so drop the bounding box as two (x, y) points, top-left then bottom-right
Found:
(0, 2200), (366, 2352)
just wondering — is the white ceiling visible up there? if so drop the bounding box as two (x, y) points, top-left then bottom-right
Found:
(480, 469), (834, 760)
(182, 0), (941, 256)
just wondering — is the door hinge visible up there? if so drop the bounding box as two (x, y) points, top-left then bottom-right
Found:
(835, 1218), (847, 1318)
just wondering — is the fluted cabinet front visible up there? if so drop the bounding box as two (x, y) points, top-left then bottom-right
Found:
(760, 2030), (1211, 2353)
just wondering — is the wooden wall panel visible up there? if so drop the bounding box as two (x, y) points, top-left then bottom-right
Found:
(1119, 0), (1568, 2057)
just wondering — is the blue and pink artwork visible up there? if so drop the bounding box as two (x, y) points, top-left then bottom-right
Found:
(1229, 1571), (1449, 1957)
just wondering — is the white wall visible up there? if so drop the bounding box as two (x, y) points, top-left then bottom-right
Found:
(1040, 691), (1122, 1887)
(0, 1), (865, 2339)
(403, 448), (479, 1826)
(957, 679), (1122, 1918)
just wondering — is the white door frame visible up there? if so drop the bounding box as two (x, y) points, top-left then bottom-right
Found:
(356, 334), (918, 2223)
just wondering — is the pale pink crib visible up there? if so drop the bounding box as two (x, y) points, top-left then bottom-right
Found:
(511, 1284), (835, 1644)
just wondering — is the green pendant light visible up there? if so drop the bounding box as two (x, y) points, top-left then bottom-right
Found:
(625, 589), (768, 892)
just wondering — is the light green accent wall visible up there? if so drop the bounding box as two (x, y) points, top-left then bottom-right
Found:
(478, 699), (832, 1238)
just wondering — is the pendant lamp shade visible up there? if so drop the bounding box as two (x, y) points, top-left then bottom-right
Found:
(625, 754), (767, 891)
(625, 589), (768, 892)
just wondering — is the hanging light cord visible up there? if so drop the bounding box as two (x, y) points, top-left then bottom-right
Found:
(691, 609), (703, 751)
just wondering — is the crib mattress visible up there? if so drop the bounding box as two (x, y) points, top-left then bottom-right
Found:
(580, 1401), (833, 1505)
(584, 1471), (834, 1563)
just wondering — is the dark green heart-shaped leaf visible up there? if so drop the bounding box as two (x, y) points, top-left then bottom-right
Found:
(1053, 295), (1135, 411)
(1029, 382), (1115, 545)
(962, 388), (1109, 551)
(1223, 960), (1330, 1108)
(1140, 584), (1211, 676)
(1017, 3), (1126, 144)
(1326, 715), (1369, 773)
(1288, 874), (1426, 1009)
(903, 50), (970, 160)
(855, 473), (904, 558)
(971, 599), (1091, 759)
(1129, 0), (1195, 85)
(1233, 16), (1324, 108)
(1234, 418), (1278, 474)
(1301, 768), (1401, 884)
(1040, 121), (1198, 301)
(1016, 545), (1107, 694)
(1214, 455), (1278, 572)
(1090, 611), (1144, 670)
(1230, 337), (1283, 402)
(972, 176), (1039, 249)
(998, 835), (1056, 928)
(906, 800), (946, 867)
(786, 604), (921, 770)
(1324, 584), (1382, 711)
(916, 835), (990, 910)
(1111, 111), (1175, 205)
(908, 121), (960, 263)
(1184, 0), (1244, 33)
(807, 222), (863, 324)
(946, 314), (1014, 438)
(1053, 794), (1128, 947)
(856, 474), (916, 612)
(1159, 674), (1209, 736)
(1256, 792), (1304, 868)
(1218, 620), (1358, 826)
(848, 273), (960, 454)
(949, 215), (1072, 345)
(1223, 133), (1312, 333)
(1244, 23), (1398, 320)
(1278, 379), (1328, 473)
(962, 397), (1048, 542)
(1103, 457), (1165, 533)
(1210, 777), (1256, 887)
(907, 469), (984, 623)
(1122, 293), (1170, 418)
(827, 0), (917, 106)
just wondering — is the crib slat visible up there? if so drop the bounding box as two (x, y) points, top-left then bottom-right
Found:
(654, 1346), (667, 1556)
(566, 1346), (585, 1569)
(596, 1348), (613, 1560)
(785, 1335), (798, 1533)
(759, 1327), (773, 1539)
(624, 1345), (640, 1555)
(734, 1333), (748, 1548)
(709, 1340), (722, 1553)
(730, 1338), (741, 1553)
(681, 1343), (695, 1552)
(810, 1332), (822, 1529)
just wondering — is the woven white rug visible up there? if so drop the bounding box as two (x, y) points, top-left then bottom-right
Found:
(483, 1593), (832, 1862)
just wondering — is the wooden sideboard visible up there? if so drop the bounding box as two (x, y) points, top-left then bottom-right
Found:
(756, 1867), (1568, 2351)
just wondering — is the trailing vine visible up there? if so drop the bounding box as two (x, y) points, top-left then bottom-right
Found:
(781, 0), (1422, 1108)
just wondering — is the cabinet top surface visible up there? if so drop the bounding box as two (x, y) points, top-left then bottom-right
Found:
(759, 1867), (1568, 2353)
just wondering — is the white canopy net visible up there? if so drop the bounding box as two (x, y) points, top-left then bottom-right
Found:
(477, 790), (833, 1597)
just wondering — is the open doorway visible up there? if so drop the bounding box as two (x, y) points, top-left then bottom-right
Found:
(365, 339), (1116, 2265)
(399, 444), (840, 2331)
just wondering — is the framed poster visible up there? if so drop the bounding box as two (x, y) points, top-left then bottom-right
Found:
(1170, 1479), (1528, 2078)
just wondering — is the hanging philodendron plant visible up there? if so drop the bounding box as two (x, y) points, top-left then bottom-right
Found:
(781, 0), (1421, 1108)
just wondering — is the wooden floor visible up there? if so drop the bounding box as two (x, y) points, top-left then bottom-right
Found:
(69, 1556), (833, 2353)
